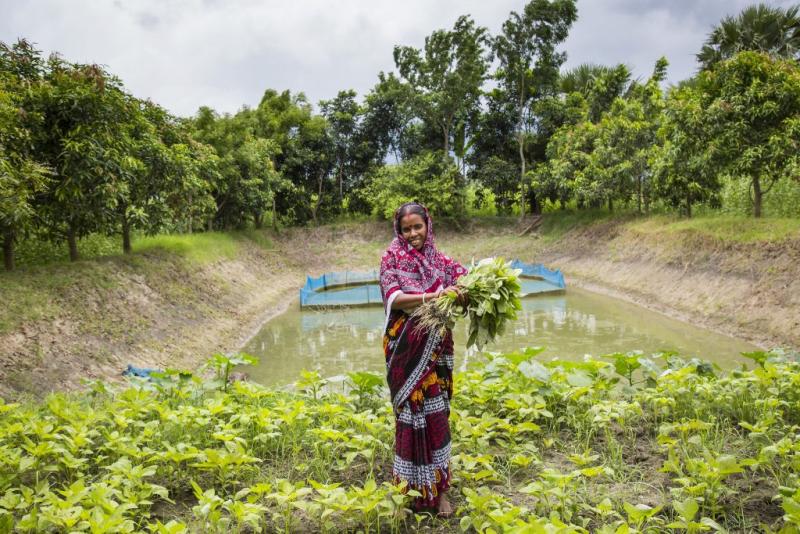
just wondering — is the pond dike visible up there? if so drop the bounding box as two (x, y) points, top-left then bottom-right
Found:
(1, 217), (797, 398)
(538, 220), (800, 353)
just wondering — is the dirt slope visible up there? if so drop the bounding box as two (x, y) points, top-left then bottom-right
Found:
(538, 220), (800, 350)
(1, 216), (797, 399)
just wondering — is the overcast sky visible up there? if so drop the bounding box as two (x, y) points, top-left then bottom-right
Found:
(1, 1), (795, 117)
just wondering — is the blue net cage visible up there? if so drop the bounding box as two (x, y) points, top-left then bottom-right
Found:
(299, 260), (565, 309)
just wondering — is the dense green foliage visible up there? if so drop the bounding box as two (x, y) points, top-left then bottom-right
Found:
(1, 350), (799, 531)
(2, 2), (800, 271)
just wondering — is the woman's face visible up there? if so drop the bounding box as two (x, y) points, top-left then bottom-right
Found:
(399, 213), (427, 250)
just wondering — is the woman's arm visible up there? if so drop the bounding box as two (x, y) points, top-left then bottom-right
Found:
(390, 286), (464, 312)
(390, 289), (443, 311)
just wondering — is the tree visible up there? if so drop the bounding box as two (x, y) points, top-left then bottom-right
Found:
(281, 115), (335, 225)
(34, 59), (131, 261)
(698, 3), (800, 71)
(545, 119), (600, 209)
(591, 58), (668, 213)
(467, 88), (518, 213)
(366, 153), (464, 219)
(111, 99), (183, 253)
(237, 137), (284, 229)
(393, 15), (491, 159)
(561, 63), (634, 123)
(471, 156), (519, 214)
(167, 142), (216, 233)
(362, 72), (419, 163)
(320, 90), (360, 202)
(0, 40), (49, 270)
(652, 86), (721, 218)
(191, 90), (312, 229)
(494, 0), (577, 217)
(692, 52), (800, 217)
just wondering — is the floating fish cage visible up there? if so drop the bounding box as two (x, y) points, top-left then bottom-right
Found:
(299, 260), (565, 309)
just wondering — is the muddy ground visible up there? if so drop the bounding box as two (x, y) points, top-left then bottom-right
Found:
(1, 217), (797, 399)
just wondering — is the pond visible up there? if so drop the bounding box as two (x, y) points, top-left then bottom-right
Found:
(241, 286), (759, 386)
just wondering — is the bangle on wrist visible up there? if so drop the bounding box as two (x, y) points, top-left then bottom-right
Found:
(422, 292), (426, 304)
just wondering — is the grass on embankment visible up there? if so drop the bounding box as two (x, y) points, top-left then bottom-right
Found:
(629, 214), (800, 244)
(0, 231), (274, 336)
(134, 230), (274, 264)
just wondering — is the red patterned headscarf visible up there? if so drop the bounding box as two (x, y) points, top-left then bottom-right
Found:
(379, 203), (466, 320)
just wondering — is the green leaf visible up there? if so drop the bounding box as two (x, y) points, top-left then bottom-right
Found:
(673, 497), (699, 521)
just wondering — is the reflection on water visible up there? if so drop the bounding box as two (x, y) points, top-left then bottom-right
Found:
(242, 286), (759, 386)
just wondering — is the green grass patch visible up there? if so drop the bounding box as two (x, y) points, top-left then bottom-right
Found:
(631, 214), (800, 243)
(133, 232), (243, 264)
(536, 208), (623, 242)
(13, 233), (121, 268)
(234, 229), (275, 250)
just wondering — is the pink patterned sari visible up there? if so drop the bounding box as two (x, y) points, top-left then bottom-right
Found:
(379, 210), (465, 510)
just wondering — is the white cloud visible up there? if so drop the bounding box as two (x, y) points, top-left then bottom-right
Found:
(1, 0), (792, 117)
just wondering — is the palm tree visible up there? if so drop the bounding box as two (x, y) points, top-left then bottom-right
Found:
(698, 3), (800, 70)
(559, 63), (633, 122)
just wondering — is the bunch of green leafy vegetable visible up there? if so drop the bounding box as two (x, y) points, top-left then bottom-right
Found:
(411, 257), (522, 349)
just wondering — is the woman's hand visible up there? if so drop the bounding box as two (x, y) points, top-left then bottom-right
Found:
(441, 285), (468, 307)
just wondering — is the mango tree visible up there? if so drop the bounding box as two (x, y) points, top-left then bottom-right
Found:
(113, 101), (179, 253)
(694, 51), (800, 217)
(237, 136), (285, 229)
(652, 85), (721, 218)
(0, 41), (49, 270)
(33, 59), (131, 260)
(591, 58), (668, 213)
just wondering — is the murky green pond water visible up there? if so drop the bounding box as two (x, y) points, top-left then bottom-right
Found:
(242, 286), (759, 386)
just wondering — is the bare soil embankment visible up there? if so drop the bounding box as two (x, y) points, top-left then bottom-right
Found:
(536, 219), (800, 351)
(0, 242), (299, 398)
(1, 216), (797, 399)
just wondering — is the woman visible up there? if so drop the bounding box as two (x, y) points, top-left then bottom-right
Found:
(379, 202), (466, 516)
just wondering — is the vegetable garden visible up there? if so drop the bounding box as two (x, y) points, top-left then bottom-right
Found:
(1, 349), (799, 532)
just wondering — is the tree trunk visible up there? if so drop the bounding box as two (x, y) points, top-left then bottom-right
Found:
(338, 166), (343, 202)
(122, 218), (132, 254)
(253, 211), (263, 229)
(608, 197), (613, 212)
(752, 176), (762, 218)
(530, 191), (541, 215)
(3, 229), (14, 272)
(686, 191), (692, 218)
(312, 171), (324, 226)
(67, 225), (79, 261)
(637, 175), (643, 214)
(271, 197), (278, 232)
(187, 192), (193, 233)
(518, 132), (527, 220)
(517, 77), (527, 221)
